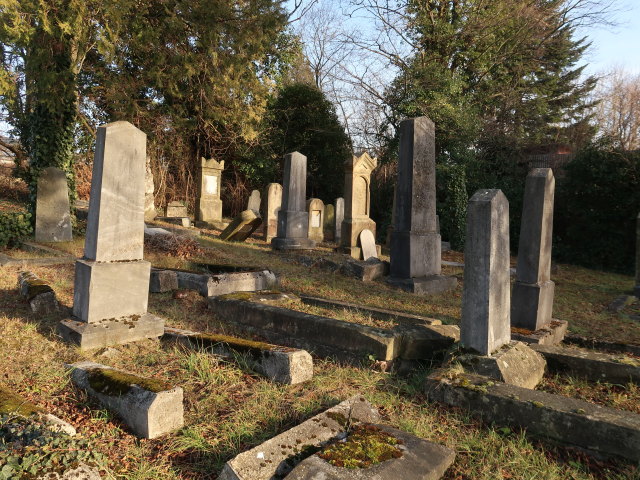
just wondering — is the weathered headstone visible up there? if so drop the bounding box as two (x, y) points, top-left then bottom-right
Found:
(247, 189), (261, 215)
(35, 167), (72, 243)
(323, 204), (335, 241)
(359, 229), (378, 261)
(262, 183), (282, 242)
(144, 157), (156, 221)
(219, 210), (262, 242)
(387, 117), (457, 294)
(636, 212), (640, 297)
(197, 157), (224, 226)
(271, 152), (316, 250)
(340, 152), (379, 259)
(460, 189), (511, 355)
(307, 198), (325, 243)
(334, 197), (344, 244)
(58, 121), (164, 349)
(512, 168), (556, 331)
(165, 200), (187, 218)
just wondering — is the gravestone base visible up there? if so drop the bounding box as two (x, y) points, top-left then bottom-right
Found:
(511, 280), (554, 331)
(455, 341), (546, 389)
(58, 313), (164, 350)
(271, 237), (316, 251)
(387, 274), (457, 295)
(339, 244), (382, 260)
(511, 319), (568, 346)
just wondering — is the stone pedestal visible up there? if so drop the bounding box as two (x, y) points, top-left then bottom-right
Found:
(262, 183), (282, 242)
(271, 152), (316, 250)
(197, 157), (224, 226)
(35, 167), (72, 243)
(58, 121), (164, 349)
(388, 117), (456, 293)
(511, 168), (557, 331)
(460, 189), (511, 355)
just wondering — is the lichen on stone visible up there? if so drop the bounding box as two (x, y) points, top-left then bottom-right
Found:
(0, 386), (41, 416)
(190, 332), (294, 355)
(87, 368), (171, 396)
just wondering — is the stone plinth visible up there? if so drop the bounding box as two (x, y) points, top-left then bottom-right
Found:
(262, 183), (282, 241)
(335, 197), (344, 244)
(35, 166), (72, 243)
(340, 152), (378, 259)
(271, 152), (315, 250)
(307, 198), (325, 242)
(219, 210), (262, 241)
(197, 157), (224, 226)
(512, 168), (556, 330)
(460, 189), (511, 355)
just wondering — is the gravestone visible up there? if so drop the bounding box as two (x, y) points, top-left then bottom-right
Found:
(247, 189), (261, 215)
(512, 168), (556, 331)
(271, 152), (316, 250)
(197, 157), (224, 226)
(323, 204), (335, 241)
(165, 201), (187, 218)
(219, 210), (262, 242)
(334, 197), (344, 244)
(144, 157), (156, 221)
(58, 121), (164, 349)
(387, 117), (457, 294)
(35, 167), (73, 243)
(636, 212), (640, 297)
(359, 229), (378, 261)
(307, 198), (324, 243)
(340, 152), (379, 259)
(460, 189), (511, 355)
(262, 183), (282, 242)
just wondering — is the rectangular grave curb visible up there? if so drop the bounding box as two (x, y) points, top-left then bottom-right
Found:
(563, 334), (640, 357)
(163, 327), (313, 384)
(530, 344), (640, 384)
(67, 361), (183, 439)
(218, 396), (381, 480)
(425, 370), (640, 462)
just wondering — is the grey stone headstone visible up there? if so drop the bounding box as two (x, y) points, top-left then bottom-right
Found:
(165, 201), (187, 218)
(335, 197), (344, 244)
(84, 122), (146, 262)
(512, 168), (556, 331)
(35, 167), (72, 243)
(144, 158), (156, 221)
(460, 189), (511, 355)
(262, 183), (282, 241)
(359, 229), (378, 260)
(247, 189), (261, 215)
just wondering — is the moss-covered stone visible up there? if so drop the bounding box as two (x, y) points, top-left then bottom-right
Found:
(0, 386), (41, 416)
(87, 368), (172, 396)
(190, 332), (295, 356)
(317, 424), (403, 469)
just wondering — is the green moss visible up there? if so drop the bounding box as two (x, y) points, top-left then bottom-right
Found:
(190, 332), (294, 356)
(532, 401), (545, 408)
(87, 368), (172, 396)
(220, 291), (257, 301)
(317, 424), (403, 469)
(26, 282), (54, 301)
(0, 386), (41, 416)
(326, 411), (348, 428)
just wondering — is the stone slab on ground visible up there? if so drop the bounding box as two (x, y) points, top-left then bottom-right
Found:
(387, 274), (458, 295)
(530, 343), (640, 384)
(563, 334), (640, 357)
(510, 319), (568, 346)
(58, 314), (165, 350)
(286, 424), (455, 480)
(68, 361), (183, 439)
(218, 396), (381, 480)
(220, 210), (262, 242)
(425, 370), (640, 462)
(455, 341), (546, 389)
(299, 295), (442, 326)
(163, 327), (313, 384)
(18, 271), (59, 314)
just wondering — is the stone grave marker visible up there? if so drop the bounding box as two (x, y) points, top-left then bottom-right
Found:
(262, 183), (282, 241)
(219, 209), (262, 242)
(340, 152), (379, 259)
(144, 157), (156, 221)
(271, 152), (315, 250)
(58, 121), (165, 349)
(323, 203), (335, 241)
(307, 198), (324, 242)
(335, 197), (344, 244)
(197, 157), (224, 226)
(165, 200), (187, 218)
(387, 117), (457, 294)
(35, 167), (72, 243)
(359, 228), (378, 260)
(512, 168), (556, 331)
(247, 189), (261, 215)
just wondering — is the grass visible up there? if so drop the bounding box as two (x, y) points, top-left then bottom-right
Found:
(0, 225), (638, 479)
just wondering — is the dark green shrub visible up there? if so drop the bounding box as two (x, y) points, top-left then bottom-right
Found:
(0, 212), (33, 248)
(555, 143), (640, 273)
(436, 163), (467, 250)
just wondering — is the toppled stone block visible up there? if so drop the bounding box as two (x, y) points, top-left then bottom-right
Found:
(220, 210), (262, 242)
(163, 327), (313, 384)
(510, 319), (568, 346)
(286, 424), (455, 480)
(218, 396), (381, 480)
(149, 269), (179, 293)
(18, 271), (59, 314)
(68, 361), (183, 439)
